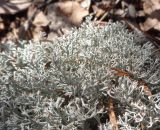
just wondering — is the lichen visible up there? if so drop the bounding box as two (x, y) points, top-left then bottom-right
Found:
(0, 21), (159, 130)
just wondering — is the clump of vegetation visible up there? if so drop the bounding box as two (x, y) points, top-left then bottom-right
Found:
(0, 21), (159, 130)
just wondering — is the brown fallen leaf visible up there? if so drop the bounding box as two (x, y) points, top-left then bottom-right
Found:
(0, 0), (31, 14)
(114, 9), (125, 16)
(140, 17), (160, 31)
(27, 4), (37, 21)
(79, 0), (91, 10)
(128, 4), (136, 18)
(140, 0), (160, 33)
(33, 11), (50, 27)
(137, 10), (146, 17)
(57, 1), (89, 26)
(143, 0), (160, 15)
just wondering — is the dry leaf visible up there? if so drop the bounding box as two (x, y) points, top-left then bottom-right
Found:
(27, 4), (37, 20)
(137, 10), (145, 17)
(0, 0), (31, 14)
(32, 11), (50, 41)
(57, 1), (89, 25)
(128, 4), (136, 18)
(79, 0), (91, 10)
(33, 11), (50, 27)
(140, 0), (160, 36)
(114, 9), (125, 16)
(140, 18), (160, 31)
(143, 0), (160, 14)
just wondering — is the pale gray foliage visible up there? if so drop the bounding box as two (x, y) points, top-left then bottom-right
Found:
(0, 21), (159, 130)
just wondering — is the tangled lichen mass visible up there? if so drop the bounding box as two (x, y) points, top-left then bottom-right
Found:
(0, 22), (159, 130)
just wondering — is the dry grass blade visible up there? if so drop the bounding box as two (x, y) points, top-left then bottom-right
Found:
(108, 97), (119, 130)
(111, 68), (131, 77)
(111, 68), (152, 96)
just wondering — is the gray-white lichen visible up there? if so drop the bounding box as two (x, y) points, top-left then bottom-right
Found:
(0, 21), (160, 130)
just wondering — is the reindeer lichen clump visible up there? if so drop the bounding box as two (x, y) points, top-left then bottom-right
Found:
(0, 22), (159, 130)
